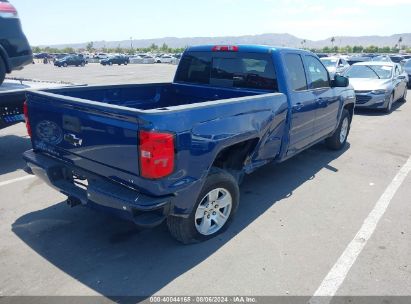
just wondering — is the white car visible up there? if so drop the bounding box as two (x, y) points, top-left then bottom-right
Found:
(155, 55), (174, 64)
(321, 57), (350, 76)
(129, 55), (155, 64)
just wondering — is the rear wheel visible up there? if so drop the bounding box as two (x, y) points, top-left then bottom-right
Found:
(325, 109), (351, 150)
(0, 57), (6, 85)
(167, 168), (239, 244)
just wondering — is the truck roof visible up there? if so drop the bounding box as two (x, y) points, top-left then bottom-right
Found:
(186, 44), (310, 54)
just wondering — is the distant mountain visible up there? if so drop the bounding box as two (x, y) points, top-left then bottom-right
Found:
(39, 33), (411, 50)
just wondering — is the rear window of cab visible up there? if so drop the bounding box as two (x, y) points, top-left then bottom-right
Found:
(175, 51), (278, 91)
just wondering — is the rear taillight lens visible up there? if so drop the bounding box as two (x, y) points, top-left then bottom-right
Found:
(139, 130), (175, 179)
(23, 101), (31, 137)
(0, 2), (18, 18)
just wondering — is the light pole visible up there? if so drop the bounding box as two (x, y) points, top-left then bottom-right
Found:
(130, 37), (133, 51)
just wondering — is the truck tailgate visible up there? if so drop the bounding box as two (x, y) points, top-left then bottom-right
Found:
(26, 91), (140, 180)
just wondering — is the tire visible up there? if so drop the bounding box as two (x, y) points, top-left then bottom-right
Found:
(384, 93), (394, 113)
(0, 57), (6, 86)
(325, 109), (351, 150)
(63, 62), (68, 67)
(81, 62), (85, 67)
(109, 62), (113, 66)
(167, 168), (240, 244)
(400, 88), (407, 102)
(124, 61), (128, 65)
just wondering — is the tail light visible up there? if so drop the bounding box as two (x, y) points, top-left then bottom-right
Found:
(23, 101), (31, 137)
(212, 45), (239, 52)
(139, 130), (175, 179)
(0, 2), (18, 18)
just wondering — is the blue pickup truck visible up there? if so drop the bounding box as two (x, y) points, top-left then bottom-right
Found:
(23, 45), (355, 243)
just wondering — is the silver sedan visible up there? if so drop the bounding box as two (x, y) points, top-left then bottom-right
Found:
(343, 62), (408, 113)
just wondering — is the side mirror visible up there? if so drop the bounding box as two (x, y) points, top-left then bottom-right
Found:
(331, 74), (349, 87)
(398, 75), (406, 80)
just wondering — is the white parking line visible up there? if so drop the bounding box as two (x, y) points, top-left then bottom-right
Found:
(310, 155), (411, 304)
(0, 175), (36, 187)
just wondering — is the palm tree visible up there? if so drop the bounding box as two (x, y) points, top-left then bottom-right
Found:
(300, 39), (306, 49)
(398, 37), (403, 50)
(331, 37), (335, 48)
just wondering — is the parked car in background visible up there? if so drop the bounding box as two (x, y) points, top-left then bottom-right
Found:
(129, 55), (155, 64)
(100, 55), (129, 66)
(54, 55), (86, 67)
(346, 55), (373, 65)
(33, 53), (51, 59)
(93, 53), (108, 60)
(343, 62), (408, 112)
(23, 45), (354, 243)
(320, 57), (350, 76)
(389, 55), (406, 65)
(404, 59), (411, 88)
(371, 55), (392, 63)
(0, 0), (33, 85)
(155, 55), (174, 63)
(315, 53), (328, 58)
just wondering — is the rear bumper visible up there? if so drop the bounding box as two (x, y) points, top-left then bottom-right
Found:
(23, 150), (173, 228)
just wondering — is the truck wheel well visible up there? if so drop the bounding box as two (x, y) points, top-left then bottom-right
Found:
(0, 45), (10, 73)
(212, 138), (259, 171)
(344, 103), (354, 121)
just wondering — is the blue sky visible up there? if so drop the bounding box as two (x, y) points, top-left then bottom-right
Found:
(11, 0), (411, 46)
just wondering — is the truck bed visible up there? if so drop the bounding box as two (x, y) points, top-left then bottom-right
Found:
(25, 81), (286, 196)
(44, 82), (268, 110)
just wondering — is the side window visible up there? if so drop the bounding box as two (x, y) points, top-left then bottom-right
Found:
(284, 54), (308, 91)
(305, 56), (330, 89)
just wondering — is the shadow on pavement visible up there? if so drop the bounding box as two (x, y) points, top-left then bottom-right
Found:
(0, 134), (31, 176)
(12, 142), (349, 298)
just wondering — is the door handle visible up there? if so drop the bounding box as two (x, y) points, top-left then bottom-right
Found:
(292, 102), (303, 111)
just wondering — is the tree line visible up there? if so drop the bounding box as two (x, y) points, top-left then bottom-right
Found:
(32, 41), (411, 55)
(31, 42), (186, 55)
(309, 45), (411, 54)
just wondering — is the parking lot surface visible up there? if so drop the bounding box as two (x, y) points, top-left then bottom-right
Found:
(0, 65), (410, 300)
(8, 62), (177, 85)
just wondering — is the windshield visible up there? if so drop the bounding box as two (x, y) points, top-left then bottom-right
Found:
(320, 58), (338, 67)
(344, 65), (392, 79)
